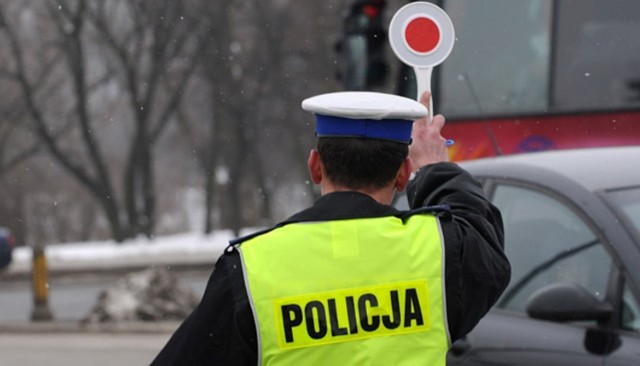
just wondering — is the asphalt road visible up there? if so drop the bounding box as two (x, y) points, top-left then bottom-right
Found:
(0, 332), (171, 365)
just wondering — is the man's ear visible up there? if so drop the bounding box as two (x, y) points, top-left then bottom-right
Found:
(394, 158), (412, 192)
(308, 149), (323, 184)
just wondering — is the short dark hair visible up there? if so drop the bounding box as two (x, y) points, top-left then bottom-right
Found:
(316, 137), (409, 190)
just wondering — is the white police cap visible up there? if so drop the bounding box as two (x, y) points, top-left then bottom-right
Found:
(302, 91), (427, 144)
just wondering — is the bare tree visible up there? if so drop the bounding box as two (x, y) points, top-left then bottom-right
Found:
(1, 0), (358, 243)
(176, 0), (271, 236)
(175, 0), (349, 235)
(0, 0), (209, 241)
(88, 0), (209, 238)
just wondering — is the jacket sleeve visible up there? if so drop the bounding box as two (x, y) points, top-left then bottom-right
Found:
(152, 249), (257, 366)
(407, 162), (511, 342)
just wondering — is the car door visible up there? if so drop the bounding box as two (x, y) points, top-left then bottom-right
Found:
(603, 279), (640, 365)
(448, 181), (615, 365)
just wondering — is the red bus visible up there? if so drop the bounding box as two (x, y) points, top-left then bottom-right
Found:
(422, 0), (640, 160)
(388, 0), (640, 160)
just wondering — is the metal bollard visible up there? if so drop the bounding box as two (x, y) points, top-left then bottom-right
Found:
(31, 246), (54, 321)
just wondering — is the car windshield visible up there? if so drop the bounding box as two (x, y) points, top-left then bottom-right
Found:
(604, 187), (640, 243)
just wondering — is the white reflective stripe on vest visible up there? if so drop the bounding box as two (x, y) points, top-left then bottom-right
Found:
(239, 214), (449, 366)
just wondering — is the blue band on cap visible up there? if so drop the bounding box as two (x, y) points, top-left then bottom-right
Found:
(315, 115), (413, 144)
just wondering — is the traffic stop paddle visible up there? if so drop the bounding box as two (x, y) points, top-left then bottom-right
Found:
(388, 2), (455, 121)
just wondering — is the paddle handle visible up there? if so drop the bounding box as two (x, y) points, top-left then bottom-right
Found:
(415, 66), (433, 121)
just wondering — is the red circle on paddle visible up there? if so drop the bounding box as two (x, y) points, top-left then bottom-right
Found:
(405, 17), (440, 54)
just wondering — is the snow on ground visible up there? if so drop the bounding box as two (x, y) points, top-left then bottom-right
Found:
(8, 228), (262, 275)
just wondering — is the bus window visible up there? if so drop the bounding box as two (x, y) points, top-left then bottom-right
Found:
(553, 0), (640, 111)
(439, 0), (552, 118)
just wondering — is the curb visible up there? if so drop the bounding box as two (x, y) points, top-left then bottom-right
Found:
(1, 261), (215, 282)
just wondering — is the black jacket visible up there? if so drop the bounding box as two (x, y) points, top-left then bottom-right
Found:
(153, 162), (510, 365)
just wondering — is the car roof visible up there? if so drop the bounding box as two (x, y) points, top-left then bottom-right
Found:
(459, 146), (640, 192)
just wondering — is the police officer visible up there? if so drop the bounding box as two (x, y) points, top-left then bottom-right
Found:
(153, 91), (510, 365)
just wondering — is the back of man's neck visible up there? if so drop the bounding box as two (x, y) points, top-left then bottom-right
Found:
(321, 184), (395, 206)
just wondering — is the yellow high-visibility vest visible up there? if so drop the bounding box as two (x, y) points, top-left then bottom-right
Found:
(238, 214), (449, 366)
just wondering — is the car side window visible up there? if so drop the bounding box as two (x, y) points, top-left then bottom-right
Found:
(622, 283), (640, 332)
(491, 184), (612, 313)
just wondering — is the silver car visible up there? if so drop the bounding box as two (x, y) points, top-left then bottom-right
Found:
(397, 146), (640, 364)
